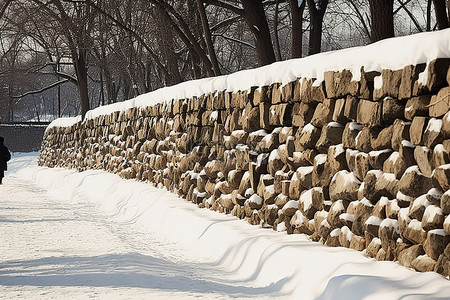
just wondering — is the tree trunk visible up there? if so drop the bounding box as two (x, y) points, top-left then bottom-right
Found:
(433, 0), (449, 29)
(369, 0), (394, 43)
(196, 0), (221, 75)
(307, 0), (328, 55)
(73, 50), (90, 119)
(241, 0), (276, 66)
(290, 0), (306, 58)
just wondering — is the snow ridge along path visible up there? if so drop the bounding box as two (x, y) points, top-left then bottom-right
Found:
(1, 154), (450, 299)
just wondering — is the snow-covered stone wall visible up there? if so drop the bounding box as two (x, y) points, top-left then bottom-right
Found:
(39, 32), (450, 277)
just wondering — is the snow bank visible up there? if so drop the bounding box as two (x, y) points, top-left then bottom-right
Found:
(8, 155), (450, 300)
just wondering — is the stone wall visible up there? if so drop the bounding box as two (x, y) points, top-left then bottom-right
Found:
(0, 123), (48, 152)
(39, 59), (450, 276)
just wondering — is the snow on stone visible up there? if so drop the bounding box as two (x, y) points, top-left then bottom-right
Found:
(348, 122), (362, 131)
(380, 219), (399, 234)
(434, 144), (445, 153)
(327, 122), (343, 128)
(281, 126), (292, 137)
(339, 213), (354, 222)
(331, 144), (345, 158)
(409, 219), (424, 231)
(269, 149), (281, 162)
(283, 200), (299, 210)
(360, 198), (374, 207)
(397, 191), (414, 203)
(341, 226), (354, 242)
(297, 166), (314, 176)
(366, 216), (383, 226)
(374, 75), (383, 90)
(330, 228), (340, 237)
(399, 207), (411, 223)
(302, 123), (316, 134)
(314, 154), (328, 165)
(388, 151), (400, 163)
(401, 140), (415, 148)
(404, 165), (421, 175)
(439, 163), (450, 170)
(249, 129), (268, 137)
(210, 111), (218, 122)
(277, 221), (287, 232)
(45, 29), (450, 129)
(426, 118), (443, 133)
(423, 205), (443, 222)
(429, 229), (446, 236)
(300, 188), (318, 210)
(411, 195), (432, 211)
(247, 194), (263, 205)
(372, 237), (382, 245)
(244, 188), (255, 198)
(46, 116), (81, 131)
(389, 199), (401, 213)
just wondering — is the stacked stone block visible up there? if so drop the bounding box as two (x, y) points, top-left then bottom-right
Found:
(39, 59), (450, 276)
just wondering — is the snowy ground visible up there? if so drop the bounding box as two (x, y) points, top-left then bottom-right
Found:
(1, 153), (449, 299)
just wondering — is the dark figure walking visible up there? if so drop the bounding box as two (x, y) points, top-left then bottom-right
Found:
(0, 137), (11, 184)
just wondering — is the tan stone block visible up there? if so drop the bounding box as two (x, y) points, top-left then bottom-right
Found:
(429, 86), (450, 118)
(427, 58), (450, 92)
(356, 100), (382, 127)
(404, 95), (431, 120)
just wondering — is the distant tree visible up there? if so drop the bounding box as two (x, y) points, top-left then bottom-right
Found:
(306, 0), (329, 55)
(289, 0), (306, 58)
(369, 0), (395, 42)
(433, 0), (449, 29)
(206, 0), (276, 66)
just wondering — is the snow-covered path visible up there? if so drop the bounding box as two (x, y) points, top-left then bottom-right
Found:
(1, 154), (450, 299)
(0, 160), (275, 299)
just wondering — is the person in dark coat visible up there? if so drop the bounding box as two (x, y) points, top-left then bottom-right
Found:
(0, 137), (11, 184)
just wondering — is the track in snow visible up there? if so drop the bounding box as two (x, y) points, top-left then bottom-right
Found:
(0, 174), (278, 299)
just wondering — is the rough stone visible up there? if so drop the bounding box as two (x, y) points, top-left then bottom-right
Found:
(299, 188), (324, 219)
(369, 149), (393, 170)
(352, 199), (374, 236)
(422, 205), (445, 231)
(344, 95), (359, 121)
(292, 102), (315, 127)
(342, 122), (362, 149)
(409, 116), (428, 145)
(399, 64), (426, 100)
(374, 172), (398, 199)
(382, 97), (404, 124)
(332, 98), (347, 123)
(423, 118), (444, 148)
(371, 126), (393, 150)
(354, 152), (371, 181)
(429, 87), (450, 118)
(381, 69), (403, 98)
(398, 166), (432, 198)
(432, 144), (449, 167)
(356, 100), (382, 127)
(414, 146), (433, 177)
(391, 119), (411, 152)
(398, 245), (425, 269)
(315, 122), (344, 153)
(329, 170), (361, 202)
(295, 123), (320, 151)
(427, 58), (450, 92)
(311, 99), (335, 128)
(423, 229), (448, 261)
(433, 164), (450, 191)
(404, 95), (431, 120)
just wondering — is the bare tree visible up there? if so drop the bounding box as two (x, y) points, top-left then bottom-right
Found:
(369, 0), (395, 42)
(306, 0), (329, 55)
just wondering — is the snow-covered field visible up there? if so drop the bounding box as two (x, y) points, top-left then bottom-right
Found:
(1, 153), (449, 299)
